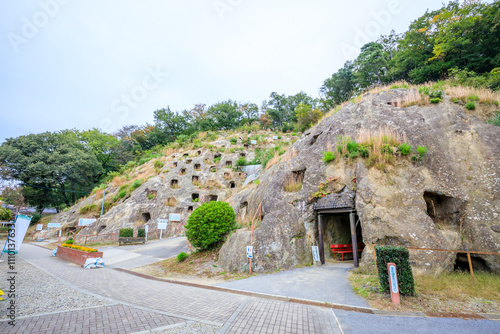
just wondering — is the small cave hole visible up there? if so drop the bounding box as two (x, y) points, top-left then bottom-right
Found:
(310, 132), (322, 146)
(210, 166), (216, 172)
(186, 159), (192, 164)
(243, 144), (249, 149)
(207, 195), (218, 202)
(194, 163), (201, 171)
(179, 168), (186, 175)
(240, 153), (246, 157)
(230, 181), (236, 189)
(454, 254), (491, 273)
(423, 191), (460, 229)
(197, 150), (201, 156)
(192, 193), (199, 202)
(187, 206), (193, 212)
(171, 162), (178, 168)
(165, 197), (177, 207)
(225, 161), (232, 167)
(183, 153), (188, 158)
(97, 225), (106, 233)
(141, 212), (151, 222)
(170, 179), (179, 188)
(192, 175), (199, 183)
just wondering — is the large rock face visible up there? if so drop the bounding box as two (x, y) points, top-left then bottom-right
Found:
(219, 89), (500, 275)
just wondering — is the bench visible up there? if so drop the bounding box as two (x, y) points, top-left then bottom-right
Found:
(330, 243), (365, 261)
(118, 237), (146, 246)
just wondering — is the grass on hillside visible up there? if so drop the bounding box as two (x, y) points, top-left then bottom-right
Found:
(349, 269), (500, 314)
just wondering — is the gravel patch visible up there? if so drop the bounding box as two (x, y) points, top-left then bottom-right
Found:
(0, 256), (111, 319)
(153, 322), (221, 334)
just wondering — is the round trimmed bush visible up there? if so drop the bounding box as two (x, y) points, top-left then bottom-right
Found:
(185, 201), (236, 251)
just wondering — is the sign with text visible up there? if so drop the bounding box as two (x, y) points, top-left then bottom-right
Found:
(387, 263), (400, 304)
(250, 140), (257, 145)
(169, 213), (181, 222)
(78, 218), (97, 226)
(47, 223), (61, 228)
(311, 246), (320, 262)
(36, 224), (43, 231)
(246, 246), (253, 258)
(157, 219), (168, 229)
(273, 136), (278, 140)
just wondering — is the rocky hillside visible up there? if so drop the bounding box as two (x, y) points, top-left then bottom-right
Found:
(219, 88), (500, 275)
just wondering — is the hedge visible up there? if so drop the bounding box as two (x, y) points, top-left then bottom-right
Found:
(375, 245), (415, 296)
(119, 228), (133, 238)
(137, 228), (146, 238)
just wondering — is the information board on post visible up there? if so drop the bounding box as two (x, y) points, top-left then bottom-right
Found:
(250, 140), (257, 145)
(36, 224), (43, 231)
(387, 262), (400, 304)
(78, 218), (97, 226)
(246, 246), (253, 258)
(47, 223), (61, 229)
(169, 213), (181, 222)
(157, 219), (168, 229)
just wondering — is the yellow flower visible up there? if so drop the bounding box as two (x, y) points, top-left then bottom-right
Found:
(0, 290), (4, 295)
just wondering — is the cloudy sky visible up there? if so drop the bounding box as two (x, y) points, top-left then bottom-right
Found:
(0, 0), (445, 143)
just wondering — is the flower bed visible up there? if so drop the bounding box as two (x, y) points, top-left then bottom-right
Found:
(57, 245), (103, 266)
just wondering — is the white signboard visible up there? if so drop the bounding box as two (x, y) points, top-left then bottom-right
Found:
(250, 140), (257, 145)
(78, 218), (96, 226)
(169, 213), (181, 222)
(273, 136), (278, 140)
(246, 246), (253, 259)
(389, 264), (399, 294)
(157, 219), (168, 230)
(36, 224), (43, 231)
(311, 246), (320, 262)
(47, 223), (61, 228)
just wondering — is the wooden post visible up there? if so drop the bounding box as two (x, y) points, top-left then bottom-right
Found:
(318, 214), (325, 265)
(467, 252), (475, 283)
(350, 212), (359, 268)
(372, 244), (378, 275)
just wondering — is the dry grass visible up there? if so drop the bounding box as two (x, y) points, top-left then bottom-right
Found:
(284, 174), (303, 192)
(111, 176), (128, 187)
(356, 128), (405, 170)
(265, 151), (280, 170)
(446, 85), (500, 105)
(205, 180), (222, 189)
(401, 90), (430, 107)
(165, 197), (177, 207)
(280, 147), (298, 164)
(349, 270), (500, 314)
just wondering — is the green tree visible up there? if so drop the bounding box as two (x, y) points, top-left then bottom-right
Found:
(0, 132), (103, 212)
(153, 107), (189, 143)
(79, 129), (120, 176)
(354, 42), (390, 87)
(320, 61), (356, 109)
(207, 100), (242, 130)
(295, 103), (322, 131)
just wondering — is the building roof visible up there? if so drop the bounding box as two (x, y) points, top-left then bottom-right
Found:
(313, 192), (355, 211)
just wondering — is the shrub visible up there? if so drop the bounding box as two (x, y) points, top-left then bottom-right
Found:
(30, 212), (42, 224)
(0, 207), (12, 221)
(488, 112), (500, 126)
(428, 90), (443, 99)
(63, 238), (74, 244)
(236, 157), (248, 167)
(375, 245), (415, 296)
(322, 151), (335, 164)
(177, 252), (188, 262)
(359, 146), (369, 157)
(119, 228), (134, 238)
(229, 137), (237, 145)
(118, 190), (127, 198)
(130, 180), (142, 191)
(185, 201), (236, 251)
(416, 145), (429, 159)
(465, 101), (476, 110)
(137, 228), (146, 238)
(398, 143), (412, 155)
(430, 98), (441, 104)
(346, 140), (359, 153)
(154, 161), (164, 169)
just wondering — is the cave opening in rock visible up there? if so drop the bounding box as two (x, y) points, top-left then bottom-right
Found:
(97, 225), (106, 233)
(423, 191), (460, 230)
(183, 153), (188, 158)
(230, 181), (236, 188)
(240, 153), (246, 157)
(186, 159), (192, 164)
(197, 150), (201, 156)
(192, 175), (199, 183)
(225, 161), (232, 167)
(171, 162), (178, 168)
(141, 212), (151, 222)
(188, 206), (193, 212)
(243, 144), (249, 149)
(207, 195), (218, 202)
(192, 193), (199, 202)
(194, 164), (201, 171)
(454, 253), (491, 273)
(170, 179), (179, 188)
(179, 168), (186, 175)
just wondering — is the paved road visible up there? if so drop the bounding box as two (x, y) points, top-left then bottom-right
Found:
(101, 237), (188, 269)
(0, 243), (498, 333)
(216, 262), (368, 308)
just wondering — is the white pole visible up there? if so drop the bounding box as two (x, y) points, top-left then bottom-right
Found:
(160, 229), (162, 240)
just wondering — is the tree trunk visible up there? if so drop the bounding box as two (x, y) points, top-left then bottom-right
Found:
(373, 63), (382, 84)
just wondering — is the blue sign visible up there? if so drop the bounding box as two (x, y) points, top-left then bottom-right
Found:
(47, 223), (61, 228)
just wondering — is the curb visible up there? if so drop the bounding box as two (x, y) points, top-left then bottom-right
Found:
(112, 268), (499, 321)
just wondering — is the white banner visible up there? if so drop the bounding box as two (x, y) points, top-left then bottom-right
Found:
(78, 218), (96, 226)
(2, 214), (32, 254)
(47, 223), (61, 228)
(169, 213), (181, 222)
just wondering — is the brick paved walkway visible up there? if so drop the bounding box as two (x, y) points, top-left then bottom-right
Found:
(1, 244), (338, 333)
(0, 304), (184, 334)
